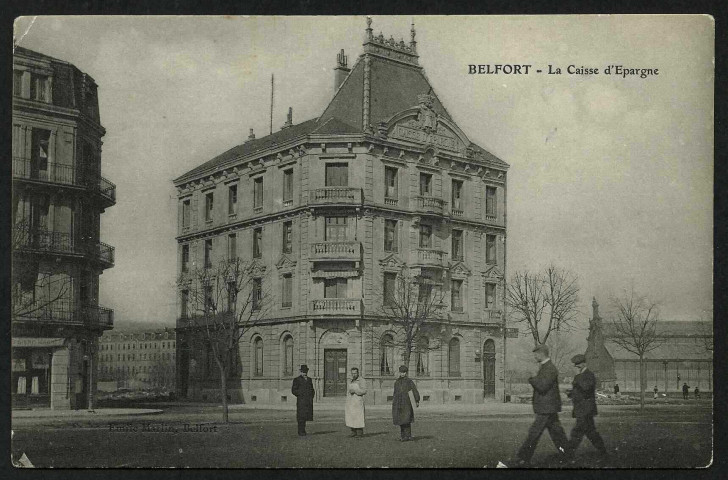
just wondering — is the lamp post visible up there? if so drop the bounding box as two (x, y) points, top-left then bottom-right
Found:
(83, 340), (97, 412)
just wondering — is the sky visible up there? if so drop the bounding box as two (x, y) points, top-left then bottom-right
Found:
(13, 15), (714, 329)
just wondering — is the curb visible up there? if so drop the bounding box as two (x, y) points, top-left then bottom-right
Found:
(12, 408), (164, 419)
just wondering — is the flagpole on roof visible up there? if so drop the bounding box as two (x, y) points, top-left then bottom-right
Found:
(270, 74), (274, 135)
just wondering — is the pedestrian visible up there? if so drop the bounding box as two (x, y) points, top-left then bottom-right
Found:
(291, 364), (314, 436)
(694, 386), (700, 399)
(392, 365), (420, 442)
(515, 344), (569, 467)
(613, 383), (620, 396)
(565, 354), (608, 463)
(345, 367), (367, 438)
(653, 385), (659, 400)
(682, 382), (689, 400)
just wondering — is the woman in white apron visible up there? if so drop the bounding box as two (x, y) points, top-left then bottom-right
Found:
(345, 367), (367, 437)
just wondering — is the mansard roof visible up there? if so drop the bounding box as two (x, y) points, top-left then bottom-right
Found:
(175, 21), (508, 185)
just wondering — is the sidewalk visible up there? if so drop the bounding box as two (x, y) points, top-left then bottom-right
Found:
(12, 408), (163, 419)
(227, 401), (536, 415)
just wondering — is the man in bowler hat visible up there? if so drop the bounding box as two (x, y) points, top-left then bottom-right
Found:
(392, 365), (420, 441)
(292, 364), (315, 436)
(515, 344), (569, 466)
(566, 354), (608, 462)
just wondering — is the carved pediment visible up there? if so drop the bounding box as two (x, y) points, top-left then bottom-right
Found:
(379, 253), (405, 271)
(386, 107), (469, 155)
(482, 265), (503, 279)
(275, 254), (297, 271)
(449, 261), (472, 278)
(250, 260), (267, 276)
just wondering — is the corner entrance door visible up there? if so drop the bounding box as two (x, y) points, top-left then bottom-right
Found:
(324, 349), (347, 397)
(483, 339), (496, 397)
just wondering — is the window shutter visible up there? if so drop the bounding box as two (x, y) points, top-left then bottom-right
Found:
(191, 196), (198, 228)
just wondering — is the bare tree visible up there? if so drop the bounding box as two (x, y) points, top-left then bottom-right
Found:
(506, 264), (580, 346)
(696, 318), (713, 355)
(178, 258), (270, 423)
(545, 330), (579, 377)
(609, 287), (664, 409)
(377, 266), (447, 370)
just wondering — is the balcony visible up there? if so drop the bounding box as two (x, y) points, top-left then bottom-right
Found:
(415, 248), (447, 267)
(310, 241), (362, 262)
(13, 157), (116, 207)
(414, 196), (447, 216)
(14, 226), (115, 268)
(14, 300), (114, 330)
(309, 187), (363, 207)
(310, 298), (362, 316)
(486, 310), (502, 322)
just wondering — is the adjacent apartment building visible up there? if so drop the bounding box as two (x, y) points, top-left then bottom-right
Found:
(97, 329), (177, 391)
(12, 47), (116, 409)
(174, 20), (509, 404)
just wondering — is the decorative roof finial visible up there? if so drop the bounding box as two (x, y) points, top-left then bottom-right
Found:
(366, 16), (373, 41)
(410, 20), (417, 53)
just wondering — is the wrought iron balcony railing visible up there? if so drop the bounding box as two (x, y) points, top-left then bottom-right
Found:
(309, 187), (363, 206)
(310, 241), (361, 262)
(13, 157), (116, 206)
(14, 300), (114, 329)
(310, 298), (362, 315)
(14, 226), (115, 268)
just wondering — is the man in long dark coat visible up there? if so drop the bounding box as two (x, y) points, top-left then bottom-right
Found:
(291, 364), (314, 436)
(566, 354), (607, 462)
(515, 344), (569, 466)
(392, 365), (420, 441)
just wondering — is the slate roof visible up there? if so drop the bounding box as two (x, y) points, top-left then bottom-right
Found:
(175, 33), (508, 184)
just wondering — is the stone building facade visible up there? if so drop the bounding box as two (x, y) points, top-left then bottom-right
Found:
(12, 47), (115, 409)
(97, 329), (177, 391)
(174, 20), (510, 405)
(585, 298), (712, 394)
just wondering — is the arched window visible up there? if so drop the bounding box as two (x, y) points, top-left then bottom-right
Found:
(283, 336), (294, 376)
(415, 337), (429, 376)
(380, 334), (395, 375)
(254, 338), (264, 377)
(448, 338), (461, 377)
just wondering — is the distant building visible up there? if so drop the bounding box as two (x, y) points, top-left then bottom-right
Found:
(97, 329), (176, 391)
(585, 298), (712, 393)
(173, 20), (510, 405)
(12, 47), (116, 409)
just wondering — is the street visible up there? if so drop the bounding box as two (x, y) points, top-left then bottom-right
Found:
(11, 403), (712, 468)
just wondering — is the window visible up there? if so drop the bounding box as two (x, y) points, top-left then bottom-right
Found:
(485, 283), (496, 309)
(181, 244), (190, 273)
(385, 167), (398, 198)
(418, 282), (433, 306)
(384, 219), (398, 252)
(419, 173), (432, 196)
(204, 239), (213, 268)
(254, 177), (263, 209)
(486, 186), (497, 217)
(419, 224), (432, 248)
(182, 200), (190, 228)
(31, 129), (50, 177)
(252, 278), (262, 310)
(383, 272), (397, 307)
(325, 163), (348, 187)
(205, 192), (214, 222)
(228, 184), (237, 215)
(13, 70), (23, 97)
(253, 228), (262, 258)
(204, 284), (214, 313)
(325, 216), (347, 241)
(228, 234), (237, 261)
(324, 278), (347, 298)
(449, 338), (461, 376)
(452, 230), (463, 261)
(283, 336), (294, 376)
(486, 234), (497, 264)
(380, 334), (395, 375)
(283, 169), (293, 203)
(282, 221), (293, 254)
(282, 274), (293, 308)
(415, 337), (429, 376)
(451, 280), (463, 312)
(254, 338), (263, 376)
(452, 180), (463, 211)
(30, 73), (49, 102)
(227, 281), (237, 312)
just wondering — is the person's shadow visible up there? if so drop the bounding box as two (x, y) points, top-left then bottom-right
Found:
(309, 430), (337, 436)
(410, 435), (434, 442)
(359, 431), (387, 438)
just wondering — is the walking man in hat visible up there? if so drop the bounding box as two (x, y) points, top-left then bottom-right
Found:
(566, 354), (608, 463)
(292, 364), (314, 436)
(515, 344), (569, 466)
(392, 365), (420, 441)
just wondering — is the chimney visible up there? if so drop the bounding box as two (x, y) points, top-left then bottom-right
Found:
(281, 107), (293, 129)
(245, 128), (255, 143)
(334, 49), (350, 92)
